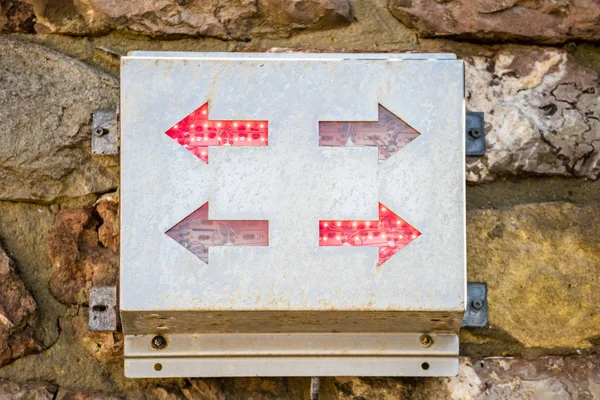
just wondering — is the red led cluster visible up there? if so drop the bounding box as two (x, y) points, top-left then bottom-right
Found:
(165, 103), (268, 164)
(319, 203), (421, 265)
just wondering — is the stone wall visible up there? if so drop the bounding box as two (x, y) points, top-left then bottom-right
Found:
(0, 0), (599, 398)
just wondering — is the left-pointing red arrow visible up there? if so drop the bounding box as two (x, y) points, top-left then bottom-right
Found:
(166, 202), (269, 264)
(319, 203), (421, 266)
(165, 102), (268, 164)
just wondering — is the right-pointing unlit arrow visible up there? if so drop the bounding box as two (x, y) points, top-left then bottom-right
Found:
(319, 104), (420, 162)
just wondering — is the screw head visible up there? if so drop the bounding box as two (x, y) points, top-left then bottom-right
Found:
(468, 128), (481, 139)
(94, 127), (108, 137)
(471, 299), (484, 310)
(151, 335), (167, 350)
(419, 334), (433, 348)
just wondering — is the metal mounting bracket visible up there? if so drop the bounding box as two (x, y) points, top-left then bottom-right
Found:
(89, 286), (118, 331)
(124, 332), (459, 377)
(92, 108), (119, 155)
(462, 282), (488, 328)
(466, 112), (485, 156)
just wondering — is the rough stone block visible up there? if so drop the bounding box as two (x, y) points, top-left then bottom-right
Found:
(465, 49), (599, 182)
(0, 0), (35, 33)
(0, 37), (119, 203)
(467, 202), (600, 349)
(388, 0), (600, 44)
(28, 0), (353, 39)
(0, 244), (39, 367)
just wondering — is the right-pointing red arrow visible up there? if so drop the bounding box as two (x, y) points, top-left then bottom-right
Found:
(166, 202), (268, 264)
(319, 104), (420, 162)
(319, 203), (421, 266)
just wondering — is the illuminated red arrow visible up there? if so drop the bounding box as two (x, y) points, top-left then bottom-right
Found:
(319, 203), (421, 265)
(165, 102), (268, 164)
(319, 104), (420, 161)
(166, 202), (268, 264)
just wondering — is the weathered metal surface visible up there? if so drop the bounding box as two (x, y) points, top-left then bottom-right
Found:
(124, 333), (459, 356)
(92, 108), (119, 155)
(310, 377), (320, 400)
(121, 310), (463, 334)
(466, 111), (485, 156)
(120, 53), (465, 313)
(126, 356), (458, 378)
(127, 52), (458, 60)
(462, 282), (488, 328)
(88, 286), (118, 331)
(120, 53), (465, 377)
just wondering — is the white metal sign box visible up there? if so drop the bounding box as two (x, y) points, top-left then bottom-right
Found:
(120, 52), (466, 377)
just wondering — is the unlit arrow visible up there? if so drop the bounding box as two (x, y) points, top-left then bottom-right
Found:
(165, 102), (268, 164)
(319, 104), (420, 161)
(166, 202), (268, 264)
(319, 203), (421, 265)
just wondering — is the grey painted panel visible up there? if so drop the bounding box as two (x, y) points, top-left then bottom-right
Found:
(120, 55), (465, 318)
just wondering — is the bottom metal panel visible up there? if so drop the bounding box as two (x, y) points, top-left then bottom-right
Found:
(126, 356), (458, 378)
(125, 333), (458, 377)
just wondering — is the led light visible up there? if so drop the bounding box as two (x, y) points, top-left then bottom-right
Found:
(164, 103), (269, 165)
(318, 203), (421, 265)
(323, 237), (328, 241)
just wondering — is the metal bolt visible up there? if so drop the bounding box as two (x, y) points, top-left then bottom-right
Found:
(94, 127), (108, 137)
(468, 128), (481, 139)
(471, 299), (484, 310)
(151, 335), (167, 350)
(419, 334), (433, 348)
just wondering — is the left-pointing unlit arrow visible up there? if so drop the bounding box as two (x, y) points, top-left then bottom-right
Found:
(166, 202), (269, 264)
(165, 102), (268, 164)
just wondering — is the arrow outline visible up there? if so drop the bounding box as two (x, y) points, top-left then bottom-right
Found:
(319, 103), (421, 162)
